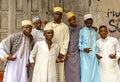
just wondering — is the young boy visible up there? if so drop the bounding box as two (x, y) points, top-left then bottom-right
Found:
(31, 16), (45, 44)
(65, 11), (81, 82)
(79, 14), (99, 82)
(0, 20), (33, 82)
(29, 24), (60, 82)
(96, 25), (120, 82)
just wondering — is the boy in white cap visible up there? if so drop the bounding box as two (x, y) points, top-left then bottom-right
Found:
(0, 20), (33, 82)
(65, 11), (81, 82)
(31, 16), (45, 44)
(45, 7), (69, 82)
(79, 14), (100, 82)
(29, 24), (60, 82)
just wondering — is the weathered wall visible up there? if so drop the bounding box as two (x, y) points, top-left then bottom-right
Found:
(0, 0), (90, 71)
(91, 0), (120, 38)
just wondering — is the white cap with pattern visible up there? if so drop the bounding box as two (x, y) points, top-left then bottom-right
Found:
(32, 16), (41, 23)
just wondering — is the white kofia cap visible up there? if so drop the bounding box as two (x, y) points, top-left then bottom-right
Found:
(32, 16), (41, 23)
(84, 14), (93, 21)
(44, 23), (53, 31)
(22, 20), (32, 27)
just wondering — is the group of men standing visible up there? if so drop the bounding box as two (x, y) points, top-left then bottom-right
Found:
(0, 6), (120, 82)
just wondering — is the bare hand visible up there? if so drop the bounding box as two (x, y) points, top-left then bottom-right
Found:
(30, 63), (35, 70)
(92, 26), (97, 31)
(58, 53), (70, 62)
(109, 54), (116, 59)
(56, 58), (61, 63)
(96, 54), (102, 59)
(7, 55), (16, 61)
(58, 53), (64, 58)
(84, 48), (92, 53)
(63, 55), (70, 61)
(26, 62), (31, 67)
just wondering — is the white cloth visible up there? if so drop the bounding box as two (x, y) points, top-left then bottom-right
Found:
(47, 22), (69, 55)
(0, 37), (30, 82)
(31, 28), (45, 43)
(29, 41), (59, 82)
(97, 37), (120, 82)
(118, 39), (120, 69)
(46, 21), (69, 82)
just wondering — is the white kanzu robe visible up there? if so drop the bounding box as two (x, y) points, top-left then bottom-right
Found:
(29, 41), (59, 82)
(97, 37), (120, 82)
(46, 22), (69, 82)
(0, 37), (30, 82)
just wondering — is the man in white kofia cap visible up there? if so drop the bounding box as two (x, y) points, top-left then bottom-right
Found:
(45, 6), (69, 82)
(29, 23), (61, 82)
(79, 14), (100, 82)
(31, 16), (45, 45)
(0, 20), (33, 82)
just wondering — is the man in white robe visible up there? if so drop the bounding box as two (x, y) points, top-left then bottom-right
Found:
(45, 7), (69, 82)
(29, 24), (60, 82)
(0, 20), (33, 82)
(96, 25), (120, 82)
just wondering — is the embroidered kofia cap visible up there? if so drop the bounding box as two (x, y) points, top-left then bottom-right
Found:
(32, 16), (41, 23)
(22, 20), (32, 27)
(84, 14), (93, 21)
(66, 11), (75, 19)
(44, 24), (53, 31)
(53, 7), (63, 13)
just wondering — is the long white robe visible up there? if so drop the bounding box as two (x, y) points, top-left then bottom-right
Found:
(0, 37), (30, 82)
(29, 41), (59, 82)
(46, 22), (69, 82)
(97, 37), (120, 82)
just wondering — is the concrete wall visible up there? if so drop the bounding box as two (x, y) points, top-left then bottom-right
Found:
(91, 0), (120, 39)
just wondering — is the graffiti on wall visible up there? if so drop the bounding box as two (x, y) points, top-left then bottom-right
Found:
(107, 9), (120, 33)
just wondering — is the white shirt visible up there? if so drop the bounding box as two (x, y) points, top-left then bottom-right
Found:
(29, 41), (59, 82)
(97, 36), (120, 82)
(31, 28), (45, 43)
(0, 36), (30, 82)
